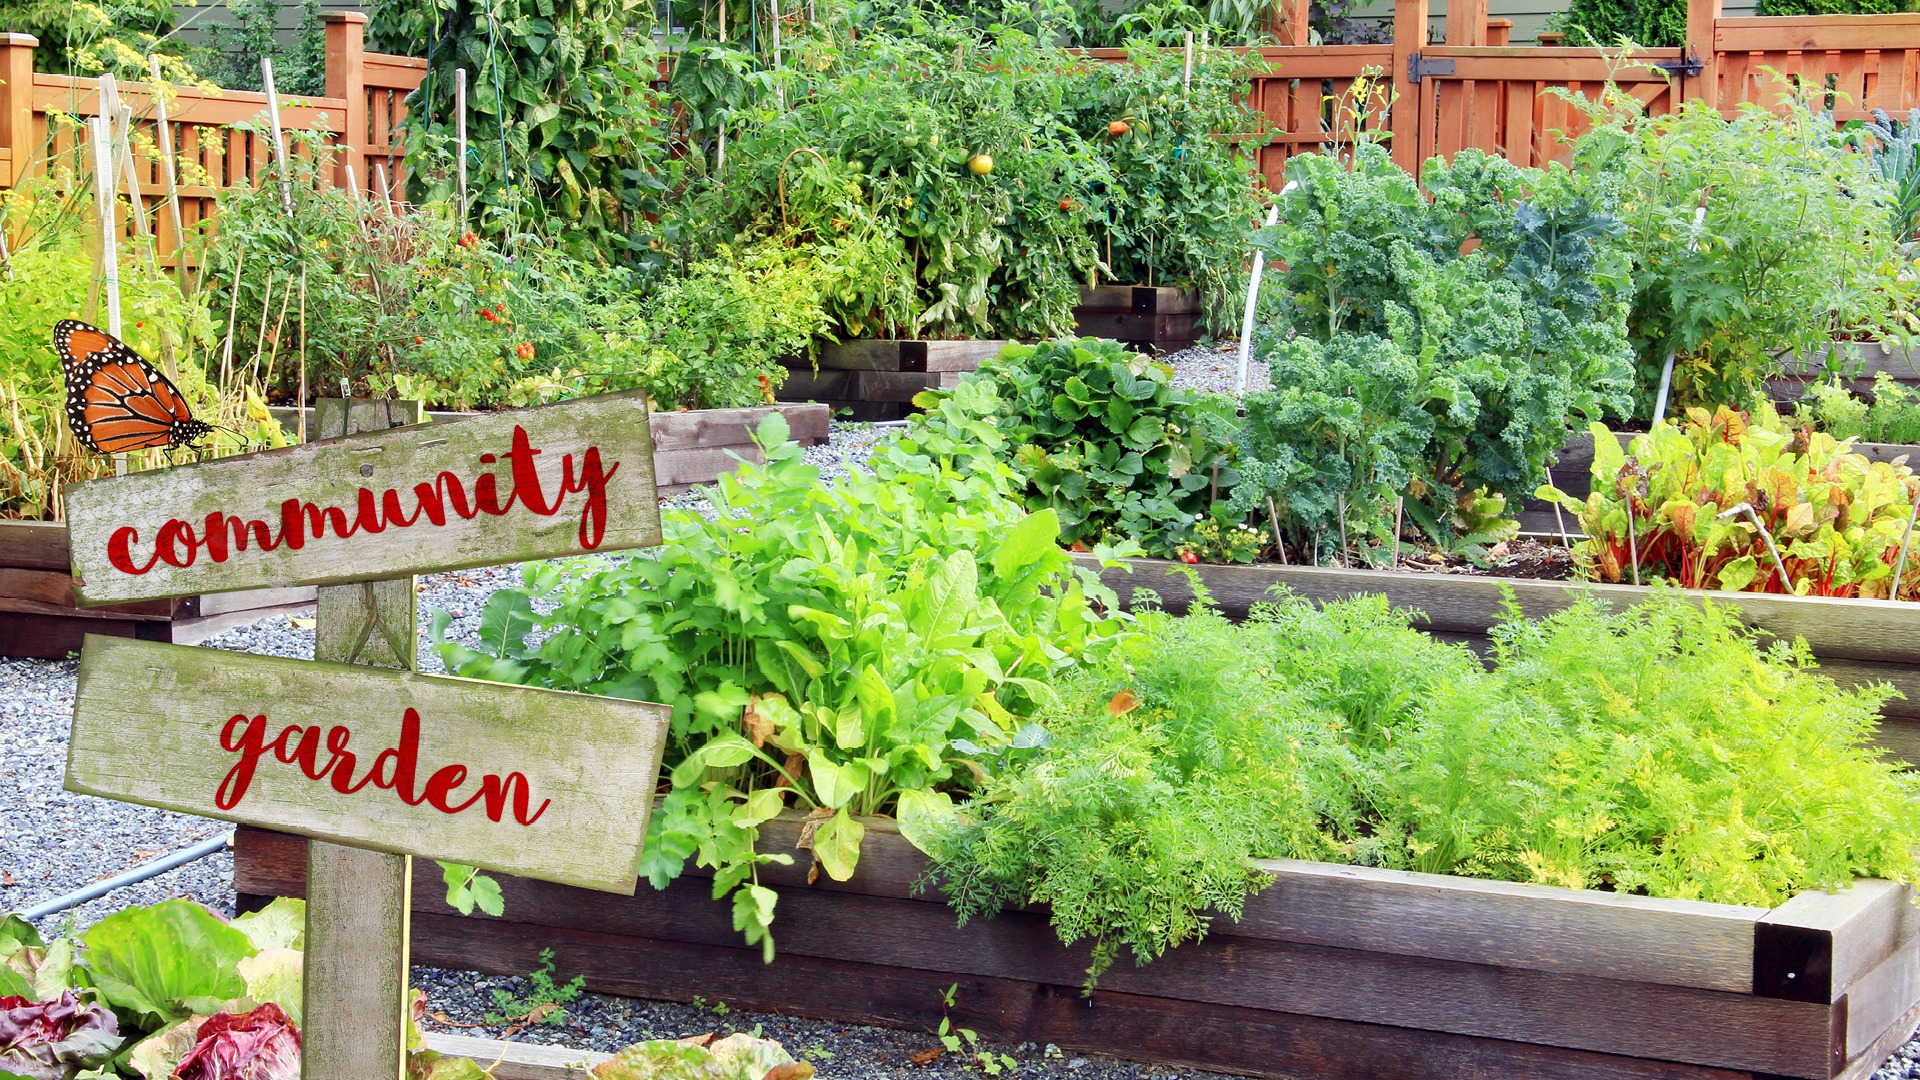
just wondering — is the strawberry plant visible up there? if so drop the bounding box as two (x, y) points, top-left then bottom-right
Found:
(1538, 408), (1920, 598)
(909, 338), (1241, 558)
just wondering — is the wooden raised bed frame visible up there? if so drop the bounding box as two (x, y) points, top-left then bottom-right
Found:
(1072, 285), (1201, 354)
(238, 816), (1920, 1080)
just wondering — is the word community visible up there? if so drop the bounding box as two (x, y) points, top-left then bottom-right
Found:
(217, 707), (552, 827)
(104, 425), (618, 576)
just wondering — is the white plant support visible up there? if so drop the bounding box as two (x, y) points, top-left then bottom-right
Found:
(344, 162), (362, 202)
(455, 68), (469, 224)
(1893, 496), (1920, 602)
(1183, 31), (1194, 92)
(149, 56), (187, 285)
(1651, 195), (1710, 425)
(373, 162), (395, 212)
(90, 115), (127, 476)
(261, 59), (294, 214)
(1718, 502), (1791, 590)
(1235, 185), (1292, 397)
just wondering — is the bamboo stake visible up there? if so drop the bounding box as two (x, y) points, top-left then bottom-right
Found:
(296, 265), (309, 444)
(251, 269), (276, 383)
(455, 68), (469, 225)
(1625, 498), (1641, 587)
(112, 104), (182, 382)
(260, 279), (294, 387)
(149, 56), (188, 293)
(262, 59), (294, 213)
(1336, 493), (1350, 567)
(219, 250), (246, 394)
(1392, 496), (1404, 567)
(1266, 495), (1288, 565)
(1891, 491), (1919, 602)
(1545, 466), (1574, 550)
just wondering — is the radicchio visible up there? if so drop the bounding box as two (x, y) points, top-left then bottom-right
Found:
(170, 1002), (300, 1080)
(0, 990), (121, 1080)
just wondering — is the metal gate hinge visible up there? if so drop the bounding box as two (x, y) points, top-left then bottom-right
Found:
(1407, 52), (1457, 82)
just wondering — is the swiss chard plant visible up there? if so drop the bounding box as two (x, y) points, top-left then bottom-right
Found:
(1234, 143), (1634, 561)
(435, 414), (1126, 957)
(1537, 407), (1920, 598)
(909, 338), (1244, 560)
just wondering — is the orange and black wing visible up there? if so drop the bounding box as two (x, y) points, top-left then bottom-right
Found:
(53, 320), (211, 454)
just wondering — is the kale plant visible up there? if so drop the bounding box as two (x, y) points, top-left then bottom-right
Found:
(1233, 144), (1634, 559)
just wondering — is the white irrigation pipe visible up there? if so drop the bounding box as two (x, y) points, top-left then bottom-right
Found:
(455, 68), (469, 224)
(1651, 193), (1711, 425)
(1235, 183), (1294, 397)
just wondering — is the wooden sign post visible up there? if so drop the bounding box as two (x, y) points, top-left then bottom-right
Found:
(60, 393), (668, 1080)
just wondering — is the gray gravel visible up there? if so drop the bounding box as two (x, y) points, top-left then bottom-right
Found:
(6, 413), (1919, 1079)
(411, 965), (1249, 1080)
(1158, 342), (1269, 395)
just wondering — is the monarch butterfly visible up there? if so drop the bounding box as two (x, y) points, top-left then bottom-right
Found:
(53, 319), (214, 454)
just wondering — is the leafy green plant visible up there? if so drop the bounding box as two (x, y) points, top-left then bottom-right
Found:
(485, 948), (585, 1026)
(435, 414), (1126, 957)
(910, 338), (1240, 559)
(203, 0), (325, 95)
(368, 0), (675, 260)
(1537, 408), (1920, 597)
(1236, 143), (1634, 559)
(1552, 0), (1685, 47)
(1798, 372), (1920, 444)
(663, 16), (1107, 340)
(439, 862), (505, 918)
(932, 585), (1920, 984)
(1059, 42), (1271, 330)
(0, 898), (309, 1078)
(1853, 108), (1920, 246)
(935, 984), (1016, 1075)
(0, 0), (199, 83)
(0, 179), (287, 521)
(1566, 83), (1914, 414)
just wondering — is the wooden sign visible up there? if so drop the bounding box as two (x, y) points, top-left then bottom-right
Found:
(64, 390), (662, 605)
(66, 635), (669, 893)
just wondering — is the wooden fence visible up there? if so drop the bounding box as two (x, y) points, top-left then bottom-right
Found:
(0, 13), (421, 262)
(1232, 0), (1920, 186)
(0, 0), (1916, 262)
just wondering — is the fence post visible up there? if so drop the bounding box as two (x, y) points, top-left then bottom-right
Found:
(0, 34), (37, 187)
(1486, 17), (1512, 46)
(1447, 0), (1489, 45)
(1685, 0), (1722, 108)
(324, 12), (368, 194)
(1389, 0), (1431, 173)
(1270, 0), (1311, 45)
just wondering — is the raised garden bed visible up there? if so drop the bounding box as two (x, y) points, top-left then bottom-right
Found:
(236, 818), (1920, 1080)
(779, 340), (1007, 420)
(1772, 341), (1920, 403)
(1080, 554), (1920, 763)
(272, 402), (830, 495)
(1072, 285), (1199, 354)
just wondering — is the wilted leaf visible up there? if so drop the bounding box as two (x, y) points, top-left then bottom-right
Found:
(1107, 689), (1139, 716)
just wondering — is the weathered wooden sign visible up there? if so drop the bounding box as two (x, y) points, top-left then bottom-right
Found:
(64, 389), (661, 604)
(59, 395), (673, 1080)
(67, 635), (668, 893)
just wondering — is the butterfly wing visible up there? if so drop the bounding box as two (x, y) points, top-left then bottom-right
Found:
(53, 320), (208, 454)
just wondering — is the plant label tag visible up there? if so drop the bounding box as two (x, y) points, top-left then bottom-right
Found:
(65, 635), (669, 894)
(63, 390), (662, 605)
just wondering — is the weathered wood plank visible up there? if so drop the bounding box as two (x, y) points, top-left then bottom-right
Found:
(1075, 285), (1203, 315)
(65, 391), (662, 605)
(0, 612), (164, 659)
(1078, 556), (1920, 666)
(0, 519), (70, 570)
(67, 636), (668, 893)
(421, 1033), (609, 1078)
(1846, 933), (1920, 1060)
(303, 394), (416, 1080)
(778, 370), (965, 403)
(194, 585), (317, 617)
(1071, 310), (1198, 345)
(809, 339), (1006, 373)
(646, 404), (830, 451)
(238, 828), (1834, 1076)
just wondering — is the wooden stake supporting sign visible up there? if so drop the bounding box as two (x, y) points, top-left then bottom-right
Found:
(59, 394), (672, 1080)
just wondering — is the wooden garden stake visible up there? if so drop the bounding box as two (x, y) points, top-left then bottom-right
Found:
(1893, 491), (1920, 602)
(1544, 466), (1573, 551)
(1183, 31), (1194, 92)
(1265, 495), (1287, 564)
(1626, 498), (1642, 587)
(148, 56), (189, 293)
(373, 162), (394, 212)
(262, 59), (295, 214)
(455, 68), (468, 225)
(112, 103), (183, 382)
(87, 115), (128, 477)
(305, 397), (419, 1080)
(296, 266), (309, 445)
(1392, 495), (1403, 567)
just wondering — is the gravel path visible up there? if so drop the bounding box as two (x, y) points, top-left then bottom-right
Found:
(1158, 342), (1269, 395)
(6, 414), (1919, 1079)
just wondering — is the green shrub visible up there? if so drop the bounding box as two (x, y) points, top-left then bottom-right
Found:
(1796, 372), (1920, 444)
(931, 587), (1920, 983)
(908, 338), (1244, 559)
(1236, 143), (1633, 557)
(1568, 86), (1913, 415)
(436, 414), (1125, 957)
